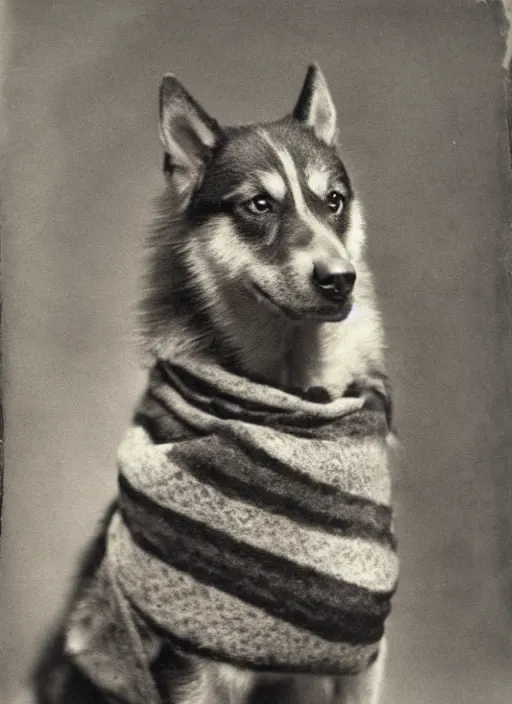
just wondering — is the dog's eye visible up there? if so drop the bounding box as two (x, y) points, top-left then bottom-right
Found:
(245, 195), (273, 214)
(326, 190), (345, 214)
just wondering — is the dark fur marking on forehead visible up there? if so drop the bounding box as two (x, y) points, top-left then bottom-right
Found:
(194, 119), (351, 204)
(258, 119), (352, 192)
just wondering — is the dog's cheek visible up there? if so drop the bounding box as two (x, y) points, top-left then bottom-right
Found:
(194, 218), (252, 280)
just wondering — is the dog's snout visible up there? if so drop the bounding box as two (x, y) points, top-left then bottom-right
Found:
(312, 259), (356, 301)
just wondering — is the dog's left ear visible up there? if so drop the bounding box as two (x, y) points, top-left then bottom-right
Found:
(293, 63), (337, 145)
(159, 74), (221, 199)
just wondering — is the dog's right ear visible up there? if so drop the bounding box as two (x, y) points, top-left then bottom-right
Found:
(159, 75), (221, 199)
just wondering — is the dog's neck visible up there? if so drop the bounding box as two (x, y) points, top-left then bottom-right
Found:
(225, 319), (348, 392)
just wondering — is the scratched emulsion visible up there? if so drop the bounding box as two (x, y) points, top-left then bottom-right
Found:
(500, 0), (512, 68)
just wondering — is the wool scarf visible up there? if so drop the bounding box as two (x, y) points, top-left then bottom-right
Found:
(64, 359), (399, 704)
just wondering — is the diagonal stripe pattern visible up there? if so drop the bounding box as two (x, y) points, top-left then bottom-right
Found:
(67, 358), (399, 688)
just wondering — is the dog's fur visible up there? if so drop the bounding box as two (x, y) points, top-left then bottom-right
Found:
(34, 65), (394, 704)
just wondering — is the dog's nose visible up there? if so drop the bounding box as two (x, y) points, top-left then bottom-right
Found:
(312, 259), (356, 301)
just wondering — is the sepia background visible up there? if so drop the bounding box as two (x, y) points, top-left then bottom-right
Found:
(2, 0), (512, 702)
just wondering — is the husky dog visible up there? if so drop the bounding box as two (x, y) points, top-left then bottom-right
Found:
(142, 65), (385, 399)
(34, 65), (397, 704)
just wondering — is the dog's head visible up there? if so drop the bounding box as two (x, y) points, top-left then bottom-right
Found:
(157, 64), (367, 326)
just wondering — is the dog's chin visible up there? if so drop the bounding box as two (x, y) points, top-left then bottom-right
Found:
(250, 284), (353, 323)
(311, 302), (353, 322)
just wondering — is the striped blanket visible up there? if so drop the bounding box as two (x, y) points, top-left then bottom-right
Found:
(64, 360), (398, 703)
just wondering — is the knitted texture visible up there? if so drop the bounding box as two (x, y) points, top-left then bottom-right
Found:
(65, 360), (398, 702)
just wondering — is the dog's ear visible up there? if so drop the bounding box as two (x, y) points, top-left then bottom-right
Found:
(293, 64), (337, 145)
(159, 74), (221, 199)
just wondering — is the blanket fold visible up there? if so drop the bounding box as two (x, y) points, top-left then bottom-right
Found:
(66, 359), (398, 701)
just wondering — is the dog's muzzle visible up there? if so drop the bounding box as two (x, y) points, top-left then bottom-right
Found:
(312, 259), (356, 302)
